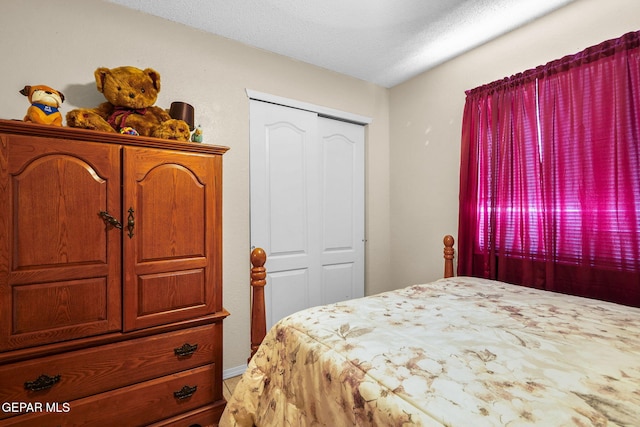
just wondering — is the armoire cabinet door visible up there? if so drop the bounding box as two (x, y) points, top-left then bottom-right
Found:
(0, 135), (122, 350)
(122, 147), (222, 331)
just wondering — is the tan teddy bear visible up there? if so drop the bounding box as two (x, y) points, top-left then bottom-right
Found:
(66, 66), (191, 141)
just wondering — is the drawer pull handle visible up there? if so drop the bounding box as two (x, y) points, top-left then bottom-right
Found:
(174, 385), (197, 400)
(24, 374), (61, 391)
(174, 343), (198, 357)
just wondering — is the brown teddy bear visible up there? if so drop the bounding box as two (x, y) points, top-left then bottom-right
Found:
(66, 66), (191, 141)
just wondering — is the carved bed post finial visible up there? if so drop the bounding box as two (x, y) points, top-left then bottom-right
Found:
(249, 247), (267, 361)
(443, 235), (455, 278)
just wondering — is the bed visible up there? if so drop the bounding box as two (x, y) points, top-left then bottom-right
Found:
(219, 236), (640, 426)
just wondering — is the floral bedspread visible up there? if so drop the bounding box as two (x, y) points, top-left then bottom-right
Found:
(220, 277), (640, 426)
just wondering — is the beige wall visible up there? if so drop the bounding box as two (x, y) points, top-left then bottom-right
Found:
(388, 0), (640, 288)
(0, 0), (390, 373)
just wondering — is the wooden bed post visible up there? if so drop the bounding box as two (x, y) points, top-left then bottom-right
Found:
(249, 247), (267, 361)
(443, 235), (455, 278)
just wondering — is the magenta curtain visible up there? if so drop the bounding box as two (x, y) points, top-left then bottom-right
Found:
(458, 31), (640, 307)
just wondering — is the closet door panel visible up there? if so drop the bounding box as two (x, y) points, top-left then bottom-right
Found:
(318, 117), (365, 305)
(250, 100), (365, 330)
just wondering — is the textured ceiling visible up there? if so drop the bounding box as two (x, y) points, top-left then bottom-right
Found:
(106, 0), (574, 88)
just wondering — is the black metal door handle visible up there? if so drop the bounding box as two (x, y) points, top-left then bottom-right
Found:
(127, 207), (135, 238)
(98, 211), (122, 229)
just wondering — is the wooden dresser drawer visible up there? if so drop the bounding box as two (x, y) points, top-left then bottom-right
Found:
(0, 324), (216, 420)
(1, 364), (216, 427)
(146, 403), (224, 427)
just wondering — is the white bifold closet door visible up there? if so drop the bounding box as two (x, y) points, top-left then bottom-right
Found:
(250, 100), (365, 331)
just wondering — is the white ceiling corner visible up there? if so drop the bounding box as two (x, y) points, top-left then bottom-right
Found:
(105, 0), (575, 88)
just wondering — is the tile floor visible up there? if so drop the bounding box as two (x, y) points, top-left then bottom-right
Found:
(223, 375), (242, 401)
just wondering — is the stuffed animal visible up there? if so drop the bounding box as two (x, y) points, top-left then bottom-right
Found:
(66, 66), (191, 141)
(20, 85), (65, 126)
(191, 125), (203, 142)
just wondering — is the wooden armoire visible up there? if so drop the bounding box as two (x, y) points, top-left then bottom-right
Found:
(0, 119), (229, 426)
